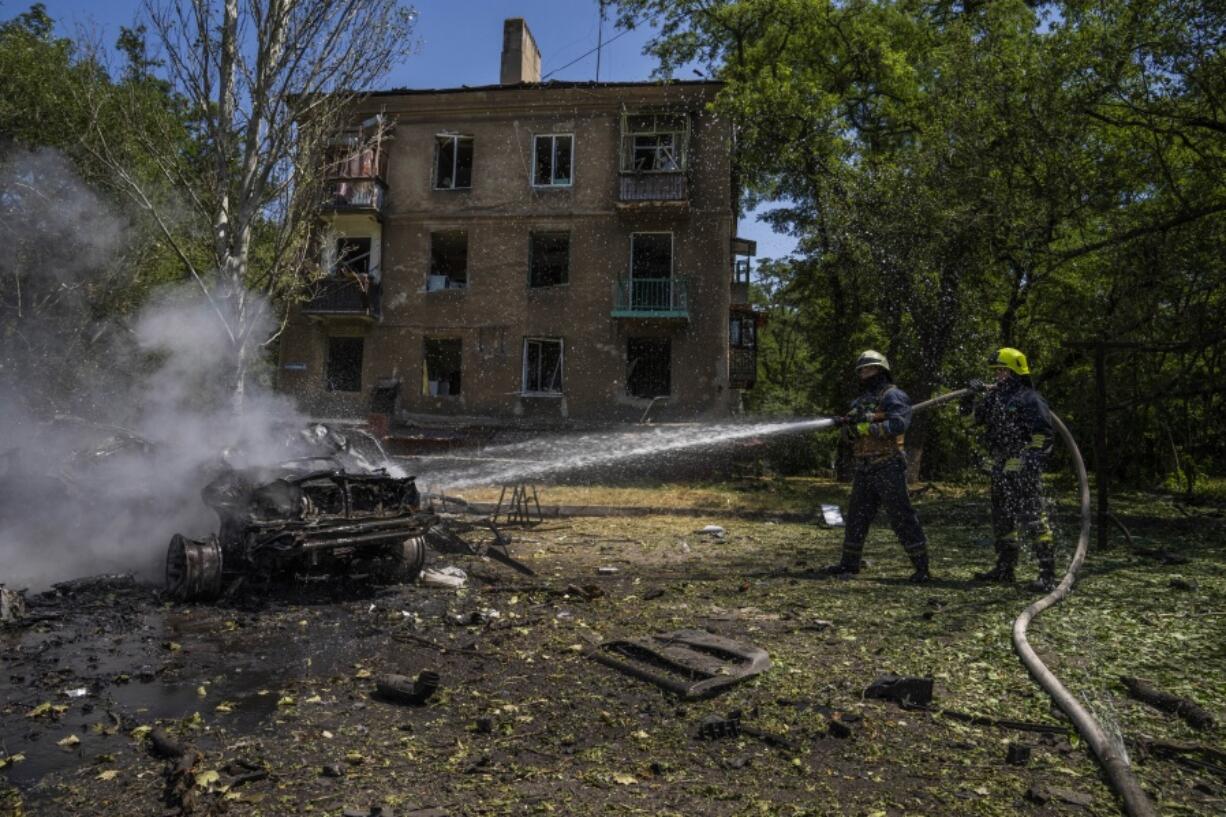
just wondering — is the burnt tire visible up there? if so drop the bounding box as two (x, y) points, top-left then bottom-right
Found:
(384, 535), (427, 584)
(165, 533), (224, 601)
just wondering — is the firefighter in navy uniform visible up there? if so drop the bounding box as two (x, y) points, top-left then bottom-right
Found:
(826, 350), (931, 583)
(961, 347), (1057, 592)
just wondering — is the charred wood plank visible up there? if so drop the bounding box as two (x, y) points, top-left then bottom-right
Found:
(1122, 676), (1216, 730)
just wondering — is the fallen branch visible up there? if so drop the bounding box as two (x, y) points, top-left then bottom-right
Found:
(393, 631), (487, 657)
(1134, 738), (1226, 780)
(1121, 676), (1216, 730)
(933, 708), (1069, 735)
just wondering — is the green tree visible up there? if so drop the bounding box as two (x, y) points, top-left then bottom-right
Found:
(613, 0), (1226, 484)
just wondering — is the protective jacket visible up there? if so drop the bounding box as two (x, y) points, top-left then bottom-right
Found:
(971, 377), (1054, 468)
(847, 376), (911, 461)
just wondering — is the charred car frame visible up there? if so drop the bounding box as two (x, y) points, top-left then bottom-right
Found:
(166, 427), (436, 601)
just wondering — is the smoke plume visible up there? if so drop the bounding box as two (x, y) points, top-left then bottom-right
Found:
(0, 148), (305, 590)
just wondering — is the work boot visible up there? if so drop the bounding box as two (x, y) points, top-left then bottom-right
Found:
(907, 552), (930, 584)
(1028, 562), (1057, 593)
(823, 559), (861, 579)
(973, 555), (1016, 583)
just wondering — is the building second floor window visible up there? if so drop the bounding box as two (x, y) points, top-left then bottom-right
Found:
(428, 231), (467, 290)
(523, 337), (563, 395)
(631, 233), (673, 279)
(730, 313), (757, 349)
(435, 135), (473, 189)
(621, 113), (688, 173)
(334, 236), (372, 277)
(533, 134), (573, 187)
(529, 231), (569, 287)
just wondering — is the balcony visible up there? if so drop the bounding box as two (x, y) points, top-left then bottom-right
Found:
(730, 346), (757, 390)
(617, 173), (687, 211)
(611, 278), (688, 320)
(321, 177), (386, 217)
(302, 276), (381, 321)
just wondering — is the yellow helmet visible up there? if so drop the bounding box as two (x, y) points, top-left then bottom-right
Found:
(989, 347), (1030, 376)
(855, 349), (890, 373)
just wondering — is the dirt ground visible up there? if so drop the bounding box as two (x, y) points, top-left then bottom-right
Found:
(2, 478), (1224, 817)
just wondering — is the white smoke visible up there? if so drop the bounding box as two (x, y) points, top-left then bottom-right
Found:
(0, 148), (307, 590)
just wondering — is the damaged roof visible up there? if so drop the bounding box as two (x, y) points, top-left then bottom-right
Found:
(363, 78), (722, 98)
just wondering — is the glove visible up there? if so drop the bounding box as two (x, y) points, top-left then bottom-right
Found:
(967, 379), (987, 394)
(855, 421), (872, 438)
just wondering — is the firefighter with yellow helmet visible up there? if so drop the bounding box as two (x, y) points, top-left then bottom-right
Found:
(961, 347), (1057, 591)
(826, 350), (931, 583)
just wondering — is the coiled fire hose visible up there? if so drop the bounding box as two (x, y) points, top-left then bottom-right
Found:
(907, 389), (1156, 817)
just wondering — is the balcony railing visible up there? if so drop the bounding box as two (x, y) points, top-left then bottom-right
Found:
(302, 276), (381, 320)
(611, 278), (688, 319)
(321, 177), (386, 214)
(730, 346), (757, 389)
(618, 173), (687, 204)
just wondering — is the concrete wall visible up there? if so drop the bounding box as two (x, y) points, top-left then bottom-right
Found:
(278, 83), (736, 426)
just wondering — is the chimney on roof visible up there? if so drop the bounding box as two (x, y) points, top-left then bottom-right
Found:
(500, 18), (541, 85)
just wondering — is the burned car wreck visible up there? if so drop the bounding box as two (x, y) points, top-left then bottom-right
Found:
(166, 425), (435, 601)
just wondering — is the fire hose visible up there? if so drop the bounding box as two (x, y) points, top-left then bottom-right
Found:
(898, 389), (1157, 817)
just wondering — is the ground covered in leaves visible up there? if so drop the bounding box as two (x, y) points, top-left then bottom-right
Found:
(2, 479), (1224, 816)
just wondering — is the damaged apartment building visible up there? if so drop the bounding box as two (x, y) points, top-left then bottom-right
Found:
(277, 18), (760, 427)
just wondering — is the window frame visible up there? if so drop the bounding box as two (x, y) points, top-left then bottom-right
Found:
(422, 336), (463, 398)
(333, 235), (373, 278)
(531, 133), (574, 188)
(626, 337), (672, 399)
(427, 229), (469, 291)
(620, 112), (690, 174)
(433, 134), (474, 191)
(528, 230), (571, 288)
(629, 231), (674, 280)
(521, 337), (565, 396)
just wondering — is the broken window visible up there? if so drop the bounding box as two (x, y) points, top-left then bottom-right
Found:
(730, 314), (757, 349)
(522, 337), (563, 394)
(334, 236), (372, 277)
(533, 134), (573, 186)
(621, 113), (688, 172)
(423, 338), (462, 397)
(428, 231), (468, 290)
(435, 135), (473, 189)
(626, 338), (671, 398)
(631, 233), (672, 279)
(326, 337), (364, 393)
(529, 231), (570, 287)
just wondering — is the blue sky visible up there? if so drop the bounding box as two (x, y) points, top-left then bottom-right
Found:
(20, 0), (796, 259)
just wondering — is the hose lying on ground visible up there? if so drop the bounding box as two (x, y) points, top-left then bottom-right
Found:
(907, 389), (1157, 817)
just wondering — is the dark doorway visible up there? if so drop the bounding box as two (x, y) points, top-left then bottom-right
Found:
(326, 337), (364, 392)
(627, 338), (671, 398)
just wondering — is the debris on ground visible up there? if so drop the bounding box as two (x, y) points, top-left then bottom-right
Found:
(420, 567), (467, 589)
(695, 525), (726, 539)
(51, 573), (135, 596)
(820, 504), (845, 527)
(1006, 742), (1032, 766)
(590, 629), (771, 699)
(375, 671), (440, 706)
(1121, 676), (1216, 730)
(0, 587), (24, 624)
(1025, 783), (1094, 807)
(864, 674), (935, 707)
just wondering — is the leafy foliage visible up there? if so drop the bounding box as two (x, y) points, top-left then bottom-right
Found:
(612, 0), (1226, 487)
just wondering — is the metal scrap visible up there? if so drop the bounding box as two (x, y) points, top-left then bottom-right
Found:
(589, 629), (771, 699)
